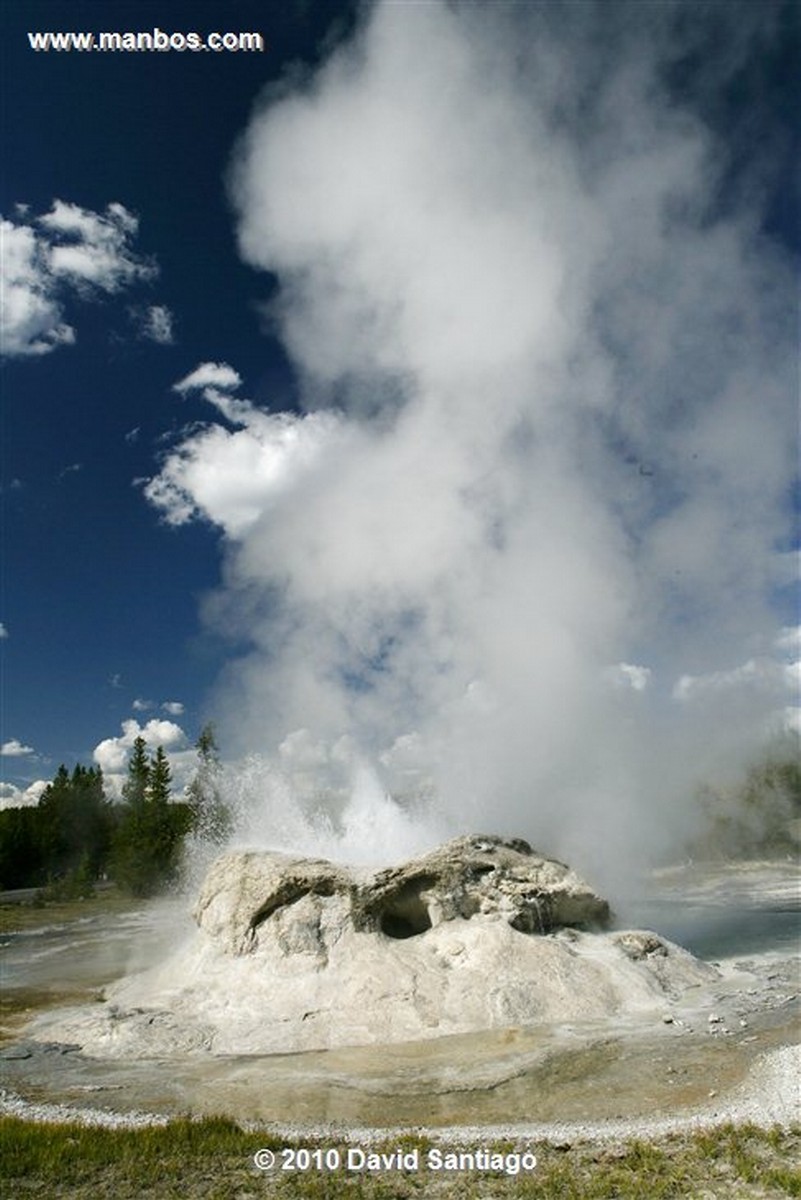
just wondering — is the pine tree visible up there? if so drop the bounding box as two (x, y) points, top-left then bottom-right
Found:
(113, 741), (191, 896)
(35, 763), (113, 886)
(122, 736), (150, 809)
(186, 723), (233, 845)
(148, 745), (172, 806)
(114, 737), (157, 895)
(37, 765), (71, 869)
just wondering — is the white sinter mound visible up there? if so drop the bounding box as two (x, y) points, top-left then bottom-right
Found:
(36, 835), (717, 1056)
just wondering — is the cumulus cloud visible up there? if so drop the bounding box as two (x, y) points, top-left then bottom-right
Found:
(1, 219), (76, 356)
(1, 200), (156, 358)
(673, 659), (795, 703)
(93, 717), (187, 773)
(147, 2), (797, 875)
(173, 361), (242, 395)
(93, 717), (196, 798)
(161, 701), (185, 715)
(1, 738), (35, 757)
(146, 371), (341, 536)
(672, 628), (800, 740)
(40, 200), (154, 290)
(0, 780), (47, 810)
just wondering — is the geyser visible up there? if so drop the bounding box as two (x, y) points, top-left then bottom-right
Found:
(37, 836), (717, 1057)
(144, 0), (798, 881)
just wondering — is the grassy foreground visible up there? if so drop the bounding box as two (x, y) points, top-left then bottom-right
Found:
(1, 1117), (800, 1198)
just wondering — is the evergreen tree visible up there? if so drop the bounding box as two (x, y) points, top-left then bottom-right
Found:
(186, 723), (233, 845)
(148, 745), (172, 806)
(0, 762), (113, 891)
(36, 765), (71, 870)
(113, 737), (155, 895)
(112, 742), (190, 896)
(36, 763), (112, 885)
(122, 736), (150, 809)
(0, 806), (42, 889)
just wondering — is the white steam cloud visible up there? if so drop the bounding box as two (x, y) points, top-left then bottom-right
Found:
(148, 2), (797, 877)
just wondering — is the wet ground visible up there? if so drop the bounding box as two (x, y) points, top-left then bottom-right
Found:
(0, 862), (798, 1128)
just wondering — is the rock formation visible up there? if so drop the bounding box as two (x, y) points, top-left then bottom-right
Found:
(194, 834), (612, 956)
(35, 835), (717, 1057)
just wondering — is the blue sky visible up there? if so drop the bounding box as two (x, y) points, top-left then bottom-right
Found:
(1, 1), (358, 798)
(1, 1), (798, 860)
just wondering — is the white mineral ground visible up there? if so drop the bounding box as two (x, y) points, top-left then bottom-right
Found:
(1, 836), (798, 1138)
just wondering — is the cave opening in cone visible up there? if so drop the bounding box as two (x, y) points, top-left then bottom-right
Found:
(378, 885), (433, 939)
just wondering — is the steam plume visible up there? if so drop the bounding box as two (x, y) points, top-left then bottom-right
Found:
(148, 2), (797, 877)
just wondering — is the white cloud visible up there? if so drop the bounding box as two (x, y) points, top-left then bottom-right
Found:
(0, 623), (8, 639)
(0, 219), (76, 356)
(146, 2), (797, 874)
(132, 698), (184, 716)
(146, 388), (340, 536)
(775, 626), (801, 655)
(673, 658), (788, 703)
(606, 663), (652, 693)
(783, 707), (801, 735)
(1, 200), (157, 358)
(93, 717), (187, 773)
(0, 780), (46, 810)
(137, 303), (175, 345)
(41, 200), (154, 291)
(1, 738), (35, 757)
(93, 717), (192, 798)
(173, 361), (241, 395)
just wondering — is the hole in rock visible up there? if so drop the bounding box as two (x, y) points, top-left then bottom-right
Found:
(378, 889), (433, 939)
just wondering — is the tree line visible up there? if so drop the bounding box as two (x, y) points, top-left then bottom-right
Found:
(0, 725), (232, 897)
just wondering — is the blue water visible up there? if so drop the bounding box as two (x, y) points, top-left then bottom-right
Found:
(616, 898), (800, 961)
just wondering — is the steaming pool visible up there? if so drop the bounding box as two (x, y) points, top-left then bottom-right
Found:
(1, 860), (798, 1130)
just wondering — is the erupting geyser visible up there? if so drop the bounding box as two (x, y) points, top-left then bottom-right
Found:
(37, 836), (716, 1057)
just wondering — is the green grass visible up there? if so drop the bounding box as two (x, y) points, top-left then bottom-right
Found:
(1, 1118), (799, 1199)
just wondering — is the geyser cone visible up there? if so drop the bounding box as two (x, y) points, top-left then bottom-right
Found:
(35, 836), (716, 1057)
